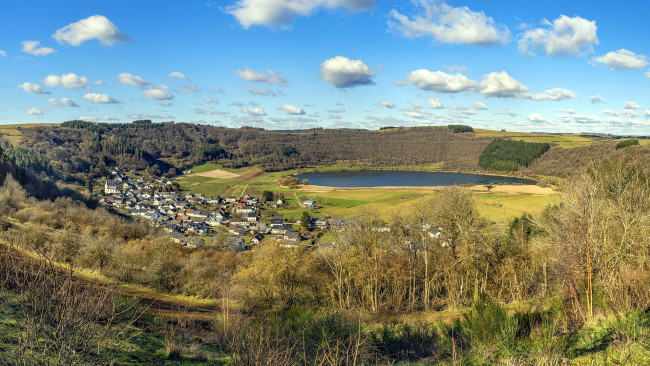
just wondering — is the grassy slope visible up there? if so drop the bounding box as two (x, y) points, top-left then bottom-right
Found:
(0, 124), (58, 147)
(474, 129), (597, 148)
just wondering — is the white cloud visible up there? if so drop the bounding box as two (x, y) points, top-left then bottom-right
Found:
(647, 71), (650, 78)
(428, 97), (444, 109)
(645, 110), (650, 118)
(17, 82), (50, 94)
(320, 56), (376, 88)
(43, 73), (89, 88)
(379, 100), (395, 108)
(168, 71), (188, 80)
(52, 15), (131, 46)
(178, 85), (200, 94)
(623, 101), (641, 109)
(142, 88), (173, 100)
(228, 0), (374, 29)
(195, 108), (226, 116)
(235, 67), (287, 85)
(82, 93), (119, 104)
(117, 72), (150, 87)
(47, 97), (78, 107)
(556, 108), (576, 114)
(606, 117), (624, 124)
(79, 116), (119, 121)
(479, 71), (529, 98)
(471, 101), (488, 110)
(527, 113), (548, 123)
(25, 107), (44, 116)
(518, 15), (598, 56)
(127, 113), (175, 119)
(205, 98), (219, 104)
(573, 114), (600, 123)
(0, 50), (6, 57)
(400, 69), (478, 93)
(526, 88), (579, 101)
(494, 108), (518, 117)
(602, 109), (618, 116)
(243, 86), (279, 96)
(281, 104), (305, 115)
(389, 0), (510, 46)
(590, 95), (606, 104)
(242, 107), (266, 116)
(21, 40), (55, 56)
(620, 109), (638, 118)
(93, 80), (106, 86)
(592, 49), (648, 70)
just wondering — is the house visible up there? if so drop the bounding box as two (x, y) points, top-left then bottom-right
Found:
(186, 236), (204, 248)
(250, 234), (264, 245)
(245, 212), (258, 222)
(225, 237), (246, 252)
(235, 205), (255, 214)
(314, 218), (328, 230)
(170, 232), (185, 244)
(303, 200), (316, 208)
(225, 196), (237, 203)
(104, 182), (119, 194)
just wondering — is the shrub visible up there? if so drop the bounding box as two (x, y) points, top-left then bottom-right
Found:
(616, 139), (639, 149)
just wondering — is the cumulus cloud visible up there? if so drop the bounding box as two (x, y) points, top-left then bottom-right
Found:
(205, 98), (219, 104)
(590, 95), (606, 104)
(389, 0), (510, 46)
(25, 107), (44, 115)
(379, 100), (395, 108)
(527, 113), (548, 123)
(243, 86), (280, 96)
(178, 85), (200, 94)
(479, 71), (529, 98)
(79, 116), (119, 121)
(117, 72), (150, 87)
(494, 108), (518, 117)
(518, 15), (598, 56)
(168, 71), (188, 80)
(93, 80), (106, 86)
(21, 40), (55, 56)
(399, 69), (478, 93)
(623, 101), (641, 110)
(47, 97), (78, 107)
(43, 73), (89, 88)
(645, 110), (650, 118)
(17, 82), (50, 94)
(127, 113), (175, 119)
(52, 15), (131, 46)
(142, 88), (173, 100)
(573, 114), (600, 123)
(241, 107), (266, 116)
(195, 108), (227, 116)
(471, 101), (488, 110)
(602, 109), (618, 116)
(281, 104), (305, 115)
(620, 109), (638, 118)
(82, 93), (119, 104)
(320, 56), (376, 88)
(228, 0), (375, 29)
(0, 50), (6, 57)
(592, 49), (648, 70)
(235, 67), (287, 85)
(428, 97), (444, 109)
(525, 88), (579, 101)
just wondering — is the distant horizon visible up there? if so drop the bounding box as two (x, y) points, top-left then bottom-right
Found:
(1, 1), (649, 135)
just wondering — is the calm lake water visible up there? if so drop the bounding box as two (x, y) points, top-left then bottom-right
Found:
(297, 170), (535, 188)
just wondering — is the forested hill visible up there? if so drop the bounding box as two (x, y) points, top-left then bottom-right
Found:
(8, 121), (649, 180)
(16, 122), (493, 178)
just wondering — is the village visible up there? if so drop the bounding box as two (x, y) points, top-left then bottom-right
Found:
(97, 169), (352, 251)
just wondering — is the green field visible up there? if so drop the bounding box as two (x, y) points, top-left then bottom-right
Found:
(474, 129), (597, 149)
(177, 163), (561, 223)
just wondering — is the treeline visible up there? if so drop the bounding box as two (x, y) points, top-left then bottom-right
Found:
(447, 124), (474, 133)
(17, 122), (493, 178)
(479, 139), (550, 172)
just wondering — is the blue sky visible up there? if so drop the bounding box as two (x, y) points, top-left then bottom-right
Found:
(1, 0), (649, 134)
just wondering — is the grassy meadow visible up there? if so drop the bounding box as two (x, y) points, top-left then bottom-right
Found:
(177, 162), (561, 223)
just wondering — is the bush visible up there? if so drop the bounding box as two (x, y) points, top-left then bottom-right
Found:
(448, 125), (474, 133)
(616, 139), (639, 149)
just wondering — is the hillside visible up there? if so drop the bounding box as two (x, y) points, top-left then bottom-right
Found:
(2, 121), (649, 182)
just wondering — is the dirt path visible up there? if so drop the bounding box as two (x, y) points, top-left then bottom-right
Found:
(294, 192), (305, 207)
(238, 173), (268, 198)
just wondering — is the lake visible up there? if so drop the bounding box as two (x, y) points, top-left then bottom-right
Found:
(297, 170), (535, 188)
